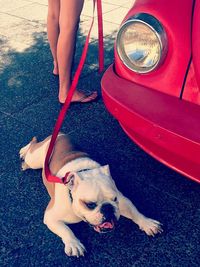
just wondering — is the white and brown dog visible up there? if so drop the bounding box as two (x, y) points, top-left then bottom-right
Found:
(19, 133), (162, 257)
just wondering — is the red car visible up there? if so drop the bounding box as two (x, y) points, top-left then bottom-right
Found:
(101, 0), (200, 183)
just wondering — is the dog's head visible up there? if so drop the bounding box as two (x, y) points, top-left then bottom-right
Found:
(67, 165), (120, 233)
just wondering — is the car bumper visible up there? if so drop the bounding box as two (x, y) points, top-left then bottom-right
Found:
(101, 65), (200, 183)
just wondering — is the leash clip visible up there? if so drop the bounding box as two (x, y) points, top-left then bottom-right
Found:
(62, 172), (71, 185)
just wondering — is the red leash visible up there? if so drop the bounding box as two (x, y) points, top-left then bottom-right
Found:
(97, 0), (104, 73)
(44, 0), (104, 184)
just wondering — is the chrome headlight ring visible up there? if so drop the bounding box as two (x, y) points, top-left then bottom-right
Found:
(116, 13), (168, 74)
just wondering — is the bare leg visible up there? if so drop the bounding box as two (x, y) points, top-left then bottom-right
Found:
(57, 0), (97, 103)
(47, 0), (60, 75)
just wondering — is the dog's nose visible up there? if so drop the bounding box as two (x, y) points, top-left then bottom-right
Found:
(100, 203), (115, 219)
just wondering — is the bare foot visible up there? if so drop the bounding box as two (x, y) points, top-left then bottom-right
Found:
(59, 90), (98, 104)
(53, 61), (59, 76)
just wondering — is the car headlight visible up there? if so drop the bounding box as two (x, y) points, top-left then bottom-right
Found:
(116, 13), (168, 73)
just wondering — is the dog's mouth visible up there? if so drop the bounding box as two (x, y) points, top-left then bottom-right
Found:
(93, 220), (115, 233)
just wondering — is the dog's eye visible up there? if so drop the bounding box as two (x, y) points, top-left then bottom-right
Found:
(85, 202), (97, 210)
(113, 197), (118, 202)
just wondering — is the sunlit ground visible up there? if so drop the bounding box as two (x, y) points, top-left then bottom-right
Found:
(0, 0), (133, 54)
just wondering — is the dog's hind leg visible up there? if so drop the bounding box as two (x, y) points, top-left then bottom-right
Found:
(19, 136), (52, 171)
(20, 137), (37, 158)
(20, 137), (38, 170)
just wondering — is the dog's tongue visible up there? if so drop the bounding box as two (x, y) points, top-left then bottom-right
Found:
(100, 222), (113, 228)
(94, 221), (114, 233)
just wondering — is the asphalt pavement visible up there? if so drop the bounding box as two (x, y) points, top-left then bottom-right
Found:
(1, 1), (200, 266)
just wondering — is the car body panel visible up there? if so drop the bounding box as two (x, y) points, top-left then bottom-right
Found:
(182, 61), (200, 104)
(102, 65), (200, 182)
(192, 0), (200, 89)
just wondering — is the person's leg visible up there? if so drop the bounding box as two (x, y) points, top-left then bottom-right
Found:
(57, 0), (97, 103)
(47, 0), (60, 75)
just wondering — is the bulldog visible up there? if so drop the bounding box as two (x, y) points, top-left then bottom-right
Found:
(19, 133), (162, 257)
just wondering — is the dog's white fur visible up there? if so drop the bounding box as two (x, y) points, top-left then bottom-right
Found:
(19, 133), (162, 257)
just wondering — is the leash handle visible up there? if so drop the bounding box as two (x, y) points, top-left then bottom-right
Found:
(44, 0), (103, 184)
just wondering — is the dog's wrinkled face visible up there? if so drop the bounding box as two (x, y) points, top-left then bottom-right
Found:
(68, 165), (120, 233)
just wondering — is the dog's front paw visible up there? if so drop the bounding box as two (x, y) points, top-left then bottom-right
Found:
(63, 239), (86, 257)
(138, 217), (163, 236)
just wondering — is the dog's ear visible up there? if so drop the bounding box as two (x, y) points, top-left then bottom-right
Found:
(67, 172), (82, 191)
(100, 165), (111, 176)
(100, 165), (118, 187)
